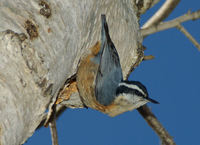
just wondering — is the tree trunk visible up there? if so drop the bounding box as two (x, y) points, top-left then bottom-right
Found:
(0, 0), (145, 144)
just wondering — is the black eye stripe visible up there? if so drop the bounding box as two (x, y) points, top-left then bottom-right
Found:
(116, 85), (145, 97)
(121, 81), (148, 96)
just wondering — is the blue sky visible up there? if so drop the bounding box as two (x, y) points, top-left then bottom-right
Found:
(25, 1), (200, 145)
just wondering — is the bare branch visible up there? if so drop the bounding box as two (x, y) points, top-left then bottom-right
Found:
(49, 120), (59, 145)
(139, 9), (200, 145)
(141, 10), (200, 37)
(142, 0), (180, 29)
(143, 55), (155, 60)
(176, 24), (200, 51)
(136, 0), (160, 15)
(37, 105), (68, 129)
(137, 105), (176, 145)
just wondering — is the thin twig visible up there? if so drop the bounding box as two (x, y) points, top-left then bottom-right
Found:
(142, 0), (180, 29)
(176, 24), (200, 51)
(143, 55), (155, 60)
(49, 119), (59, 145)
(137, 105), (176, 145)
(37, 105), (67, 129)
(44, 74), (76, 127)
(141, 10), (200, 37)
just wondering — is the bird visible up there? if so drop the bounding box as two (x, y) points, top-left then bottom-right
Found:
(76, 14), (159, 117)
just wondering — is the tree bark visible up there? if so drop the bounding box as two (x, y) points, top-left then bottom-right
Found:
(0, 0), (142, 144)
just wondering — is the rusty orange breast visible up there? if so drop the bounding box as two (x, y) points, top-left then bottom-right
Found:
(76, 42), (106, 111)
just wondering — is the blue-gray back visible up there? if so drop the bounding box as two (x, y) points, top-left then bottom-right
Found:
(95, 15), (123, 105)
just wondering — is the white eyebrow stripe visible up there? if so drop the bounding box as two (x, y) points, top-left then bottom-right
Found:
(119, 82), (145, 96)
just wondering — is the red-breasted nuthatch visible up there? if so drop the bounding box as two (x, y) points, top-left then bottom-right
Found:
(77, 15), (159, 117)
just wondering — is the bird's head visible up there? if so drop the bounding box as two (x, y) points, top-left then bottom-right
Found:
(106, 80), (159, 117)
(115, 80), (159, 106)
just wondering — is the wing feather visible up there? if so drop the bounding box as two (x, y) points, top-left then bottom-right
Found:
(95, 15), (123, 105)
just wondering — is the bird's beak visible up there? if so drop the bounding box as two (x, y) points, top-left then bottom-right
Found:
(146, 97), (159, 104)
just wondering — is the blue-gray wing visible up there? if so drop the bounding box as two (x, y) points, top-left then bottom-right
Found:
(95, 15), (123, 105)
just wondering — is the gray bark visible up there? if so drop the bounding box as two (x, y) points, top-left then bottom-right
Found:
(0, 0), (145, 144)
